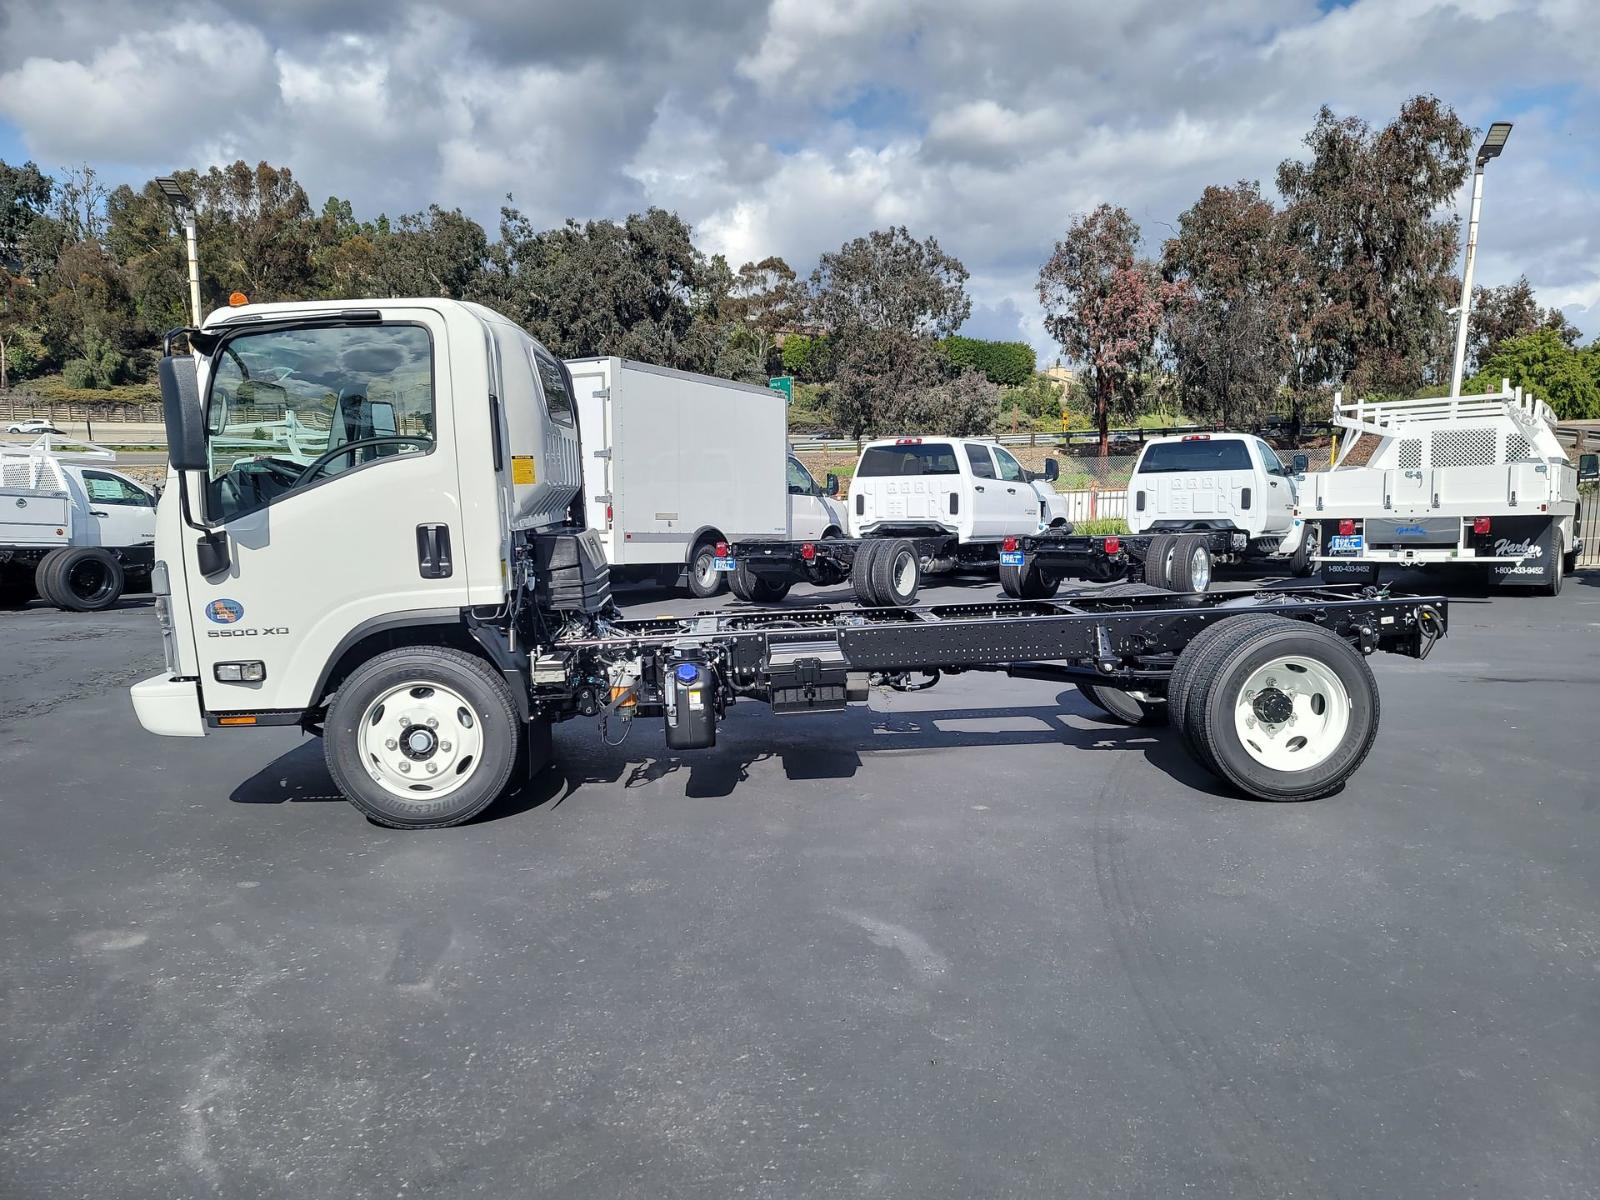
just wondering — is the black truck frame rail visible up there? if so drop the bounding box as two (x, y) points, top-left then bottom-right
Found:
(558, 584), (1447, 709)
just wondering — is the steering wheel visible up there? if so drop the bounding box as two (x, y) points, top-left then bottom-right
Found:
(289, 437), (431, 490)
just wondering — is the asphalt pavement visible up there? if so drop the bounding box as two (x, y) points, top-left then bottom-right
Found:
(2, 572), (1597, 1198)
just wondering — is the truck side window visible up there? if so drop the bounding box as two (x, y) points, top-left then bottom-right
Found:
(787, 456), (817, 495)
(204, 323), (434, 522)
(82, 470), (152, 506)
(857, 443), (960, 476)
(993, 447), (1027, 482)
(965, 445), (996, 478)
(1257, 443), (1289, 477)
(532, 351), (575, 426)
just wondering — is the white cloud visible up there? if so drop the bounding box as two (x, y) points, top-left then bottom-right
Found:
(0, 0), (1596, 356)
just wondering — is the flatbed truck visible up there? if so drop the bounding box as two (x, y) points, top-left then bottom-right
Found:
(131, 298), (1449, 829)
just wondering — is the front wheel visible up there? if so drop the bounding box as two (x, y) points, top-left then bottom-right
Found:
(1290, 523), (1320, 577)
(1167, 535), (1213, 592)
(323, 647), (521, 829)
(687, 541), (728, 598)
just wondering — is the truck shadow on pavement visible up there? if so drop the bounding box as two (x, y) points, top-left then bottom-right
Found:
(229, 689), (1235, 826)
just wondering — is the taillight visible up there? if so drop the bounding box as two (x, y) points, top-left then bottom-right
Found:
(1473, 517), (1491, 535)
(714, 541), (728, 558)
(605, 503), (613, 527)
(1103, 536), (1121, 555)
(1338, 519), (1356, 536)
(800, 542), (816, 561)
(1002, 536), (1018, 552)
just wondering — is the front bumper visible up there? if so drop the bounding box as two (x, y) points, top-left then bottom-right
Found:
(130, 674), (205, 737)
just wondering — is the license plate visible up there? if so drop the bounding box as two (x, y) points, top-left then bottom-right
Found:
(1000, 551), (1025, 566)
(712, 557), (738, 571)
(1328, 535), (1364, 555)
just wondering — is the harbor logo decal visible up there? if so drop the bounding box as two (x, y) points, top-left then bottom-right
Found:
(206, 598), (245, 624)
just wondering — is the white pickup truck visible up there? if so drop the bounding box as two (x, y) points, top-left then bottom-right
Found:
(0, 438), (157, 609)
(732, 436), (1072, 605)
(1001, 432), (1310, 598)
(1302, 386), (1582, 595)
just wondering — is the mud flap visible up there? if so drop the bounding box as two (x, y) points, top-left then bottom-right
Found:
(1489, 517), (1558, 589)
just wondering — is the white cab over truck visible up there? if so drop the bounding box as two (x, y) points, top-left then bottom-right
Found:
(1002, 433), (1310, 599)
(131, 297), (1451, 829)
(1303, 385), (1581, 595)
(0, 437), (157, 609)
(734, 437), (1072, 605)
(568, 357), (792, 597)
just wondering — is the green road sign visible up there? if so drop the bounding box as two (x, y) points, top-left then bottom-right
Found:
(768, 376), (794, 401)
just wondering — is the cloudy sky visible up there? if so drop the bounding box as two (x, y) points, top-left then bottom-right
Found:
(1, 0), (1595, 358)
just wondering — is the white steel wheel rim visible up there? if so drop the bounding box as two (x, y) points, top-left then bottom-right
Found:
(358, 682), (485, 800)
(694, 552), (718, 588)
(1188, 545), (1211, 591)
(893, 550), (917, 596)
(1232, 655), (1351, 772)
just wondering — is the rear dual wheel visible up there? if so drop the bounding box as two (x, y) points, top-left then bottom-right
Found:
(729, 560), (792, 604)
(1142, 534), (1212, 592)
(687, 540), (729, 598)
(1169, 616), (1379, 801)
(36, 546), (125, 612)
(851, 538), (920, 606)
(999, 556), (1061, 600)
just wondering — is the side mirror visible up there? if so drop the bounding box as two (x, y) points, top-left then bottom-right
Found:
(1042, 457), (1060, 483)
(826, 473), (840, 497)
(1579, 453), (1599, 483)
(370, 400), (397, 437)
(1291, 453), (1309, 475)
(159, 355), (208, 471)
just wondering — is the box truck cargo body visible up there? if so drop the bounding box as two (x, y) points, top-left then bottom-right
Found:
(566, 358), (787, 593)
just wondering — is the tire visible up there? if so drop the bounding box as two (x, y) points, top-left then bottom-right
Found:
(1186, 618), (1380, 802)
(37, 546), (124, 612)
(1562, 548), (1578, 577)
(869, 538), (921, 606)
(1095, 581), (1173, 599)
(851, 539), (886, 605)
(728, 560), (759, 602)
(1076, 682), (1163, 726)
(687, 540), (727, 598)
(1290, 522), (1319, 577)
(999, 557), (1060, 600)
(323, 646), (521, 829)
(731, 561), (791, 603)
(1169, 614), (1291, 774)
(1142, 534), (1178, 588)
(1539, 549), (1564, 597)
(1167, 535), (1213, 593)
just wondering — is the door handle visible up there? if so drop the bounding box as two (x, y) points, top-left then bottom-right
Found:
(1006, 487), (1017, 494)
(416, 524), (453, 579)
(974, 485), (985, 493)
(90, 510), (109, 517)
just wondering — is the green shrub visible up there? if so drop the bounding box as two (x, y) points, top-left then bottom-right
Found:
(62, 358), (97, 389)
(940, 336), (1035, 386)
(1073, 517), (1129, 535)
(781, 334), (831, 382)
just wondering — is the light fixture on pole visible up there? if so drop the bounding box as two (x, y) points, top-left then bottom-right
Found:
(155, 175), (203, 326)
(1448, 121), (1512, 397)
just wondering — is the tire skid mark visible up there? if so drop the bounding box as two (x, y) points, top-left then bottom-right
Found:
(1092, 752), (1324, 1199)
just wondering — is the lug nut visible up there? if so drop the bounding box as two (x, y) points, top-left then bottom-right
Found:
(440, 741), (452, 752)
(385, 739), (397, 751)
(399, 717), (410, 727)
(399, 762), (411, 773)
(426, 763), (438, 774)
(426, 717), (439, 729)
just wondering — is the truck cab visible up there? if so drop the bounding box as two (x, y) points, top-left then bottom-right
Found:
(1127, 433), (1299, 545)
(848, 437), (1066, 541)
(787, 454), (847, 540)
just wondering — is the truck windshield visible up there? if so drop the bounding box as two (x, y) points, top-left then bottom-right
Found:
(857, 443), (959, 476)
(1136, 439), (1252, 474)
(204, 323), (434, 521)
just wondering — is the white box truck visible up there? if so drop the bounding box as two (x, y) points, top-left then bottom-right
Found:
(566, 358), (787, 596)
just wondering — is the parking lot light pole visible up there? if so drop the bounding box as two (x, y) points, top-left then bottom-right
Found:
(155, 176), (202, 326)
(1449, 121), (1512, 398)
